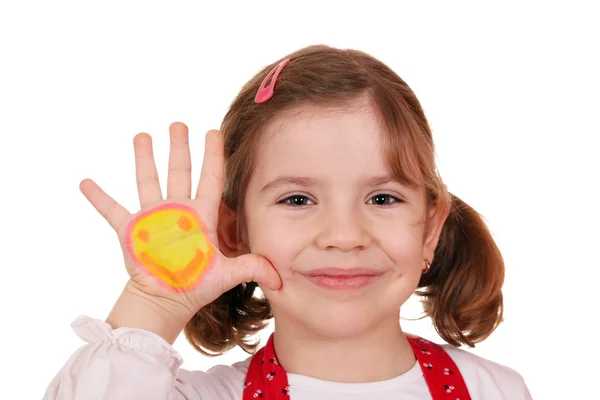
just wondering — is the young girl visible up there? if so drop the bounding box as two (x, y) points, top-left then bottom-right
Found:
(44, 45), (532, 399)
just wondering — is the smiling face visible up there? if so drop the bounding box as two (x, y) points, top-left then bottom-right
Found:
(237, 98), (442, 339)
(125, 203), (216, 292)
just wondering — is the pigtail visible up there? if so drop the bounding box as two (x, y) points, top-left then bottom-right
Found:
(416, 193), (505, 348)
(183, 282), (273, 356)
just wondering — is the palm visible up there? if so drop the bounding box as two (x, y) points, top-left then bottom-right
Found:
(79, 123), (280, 311)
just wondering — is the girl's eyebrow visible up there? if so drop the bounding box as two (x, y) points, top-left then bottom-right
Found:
(259, 175), (406, 196)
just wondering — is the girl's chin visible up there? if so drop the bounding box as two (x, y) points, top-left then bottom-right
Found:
(306, 317), (386, 339)
(303, 307), (396, 335)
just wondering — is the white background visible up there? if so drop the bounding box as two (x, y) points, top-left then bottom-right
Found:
(1, 1), (598, 398)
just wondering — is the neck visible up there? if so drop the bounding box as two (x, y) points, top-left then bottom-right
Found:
(272, 316), (416, 383)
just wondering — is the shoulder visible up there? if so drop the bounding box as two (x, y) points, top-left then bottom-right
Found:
(440, 344), (532, 399)
(207, 355), (253, 378)
(176, 356), (252, 399)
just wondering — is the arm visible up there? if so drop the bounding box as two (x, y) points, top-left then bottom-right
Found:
(106, 281), (197, 345)
(42, 285), (200, 400)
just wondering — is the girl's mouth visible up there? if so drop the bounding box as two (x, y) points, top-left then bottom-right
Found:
(303, 274), (381, 290)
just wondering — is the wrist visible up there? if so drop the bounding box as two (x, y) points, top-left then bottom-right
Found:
(106, 282), (198, 345)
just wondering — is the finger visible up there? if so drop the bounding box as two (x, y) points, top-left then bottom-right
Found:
(227, 254), (283, 292)
(134, 133), (163, 209)
(79, 178), (132, 233)
(194, 130), (224, 229)
(167, 122), (192, 199)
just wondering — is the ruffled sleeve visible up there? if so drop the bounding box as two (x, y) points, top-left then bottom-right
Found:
(43, 315), (205, 400)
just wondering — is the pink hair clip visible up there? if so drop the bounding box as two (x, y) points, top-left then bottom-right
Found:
(254, 59), (291, 104)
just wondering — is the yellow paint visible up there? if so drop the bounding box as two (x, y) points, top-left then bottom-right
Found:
(125, 204), (216, 291)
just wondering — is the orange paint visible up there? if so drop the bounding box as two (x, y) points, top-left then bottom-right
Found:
(138, 229), (150, 243)
(139, 249), (206, 287)
(178, 216), (192, 231)
(124, 203), (216, 292)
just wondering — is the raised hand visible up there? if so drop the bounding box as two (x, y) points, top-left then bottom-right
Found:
(79, 123), (282, 322)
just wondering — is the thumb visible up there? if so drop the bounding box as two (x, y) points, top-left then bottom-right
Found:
(228, 253), (282, 291)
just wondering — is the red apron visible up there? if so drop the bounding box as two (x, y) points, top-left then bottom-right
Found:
(242, 333), (472, 399)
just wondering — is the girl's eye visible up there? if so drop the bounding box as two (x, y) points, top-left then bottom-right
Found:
(278, 194), (403, 208)
(368, 194), (402, 207)
(279, 195), (314, 207)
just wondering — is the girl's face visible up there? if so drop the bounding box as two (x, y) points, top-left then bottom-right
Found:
(241, 101), (443, 339)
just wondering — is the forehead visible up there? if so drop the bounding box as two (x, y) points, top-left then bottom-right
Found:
(255, 103), (387, 177)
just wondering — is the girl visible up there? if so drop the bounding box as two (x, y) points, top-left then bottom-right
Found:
(44, 45), (532, 399)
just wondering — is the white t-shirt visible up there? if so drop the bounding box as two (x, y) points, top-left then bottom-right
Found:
(43, 315), (533, 399)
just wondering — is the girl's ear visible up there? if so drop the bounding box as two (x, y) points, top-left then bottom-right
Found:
(423, 202), (451, 262)
(216, 201), (245, 258)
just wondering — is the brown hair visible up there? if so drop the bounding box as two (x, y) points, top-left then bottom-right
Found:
(184, 44), (504, 356)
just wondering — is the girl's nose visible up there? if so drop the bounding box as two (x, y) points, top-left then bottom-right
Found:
(315, 208), (372, 251)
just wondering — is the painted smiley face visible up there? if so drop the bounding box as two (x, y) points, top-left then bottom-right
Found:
(124, 203), (216, 292)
